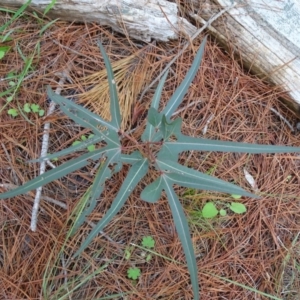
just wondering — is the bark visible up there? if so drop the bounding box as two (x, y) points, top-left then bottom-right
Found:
(3, 0), (300, 111)
(1, 0), (197, 42)
(188, 0), (300, 112)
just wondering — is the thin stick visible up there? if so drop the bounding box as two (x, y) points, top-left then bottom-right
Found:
(138, 3), (236, 102)
(30, 37), (88, 231)
(30, 74), (67, 231)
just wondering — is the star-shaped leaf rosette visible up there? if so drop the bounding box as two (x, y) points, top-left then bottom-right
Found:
(2, 37), (300, 300)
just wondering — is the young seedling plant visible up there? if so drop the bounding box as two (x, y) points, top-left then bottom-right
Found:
(7, 102), (45, 118)
(1, 37), (300, 300)
(125, 236), (155, 281)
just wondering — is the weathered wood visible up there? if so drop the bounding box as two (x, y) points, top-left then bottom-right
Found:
(189, 0), (300, 112)
(2, 0), (300, 112)
(1, 0), (197, 42)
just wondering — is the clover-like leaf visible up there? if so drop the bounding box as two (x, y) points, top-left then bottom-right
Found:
(30, 103), (40, 113)
(127, 267), (141, 280)
(7, 108), (18, 117)
(142, 236), (155, 249)
(23, 103), (31, 113)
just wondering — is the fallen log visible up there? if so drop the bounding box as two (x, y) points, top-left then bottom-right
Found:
(188, 0), (300, 114)
(2, 0), (300, 113)
(0, 0), (197, 42)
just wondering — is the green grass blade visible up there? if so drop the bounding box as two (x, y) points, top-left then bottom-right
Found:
(161, 36), (207, 120)
(43, 0), (57, 15)
(0, 0), (31, 33)
(47, 87), (119, 133)
(39, 19), (58, 35)
(170, 135), (300, 154)
(0, 148), (111, 200)
(142, 71), (169, 142)
(157, 160), (257, 198)
(73, 158), (148, 258)
(162, 176), (199, 300)
(97, 40), (121, 130)
(208, 273), (282, 300)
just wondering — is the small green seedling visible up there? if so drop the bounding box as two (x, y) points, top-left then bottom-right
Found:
(201, 197), (247, 219)
(7, 108), (18, 117)
(7, 103), (45, 118)
(141, 236), (155, 262)
(142, 236), (155, 249)
(23, 103), (45, 116)
(127, 267), (141, 280)
(72, 134), (96, 152)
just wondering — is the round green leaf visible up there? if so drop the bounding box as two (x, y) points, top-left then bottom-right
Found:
(219, 209), (227, 216)
(23, 103), (31, 113)
(38, 109), (45, 117)
(72, 140), (81, 146)
(231, 194), (242, 199)
(229, 202), (247, 214)
(87, 144), (95, 152)
(202, 202), (218, 218)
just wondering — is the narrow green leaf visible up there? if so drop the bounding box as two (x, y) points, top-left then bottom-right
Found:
(70, 154), (118, 235)
(43, 0), (57, 15)
(161, 36), (207, 120)
(141, 177), (163, 203)
(39, 19), (58, 35)
(168, 135), (300, 154)
(162, 176), (199, 300)
(142, 70), (169, 142)
(97, 40), (121, 130)
(0, 0), (31, 33)
(120, 151), (144, 164)
(47, 87), (119, 133)
(73, 158), (148, 258)
(0, 148), (112, 200)
(28, 135), (104, 163)
(229, 202), (247, 214)
(202, 202), (218, 218)
(158, 161), (257, 198)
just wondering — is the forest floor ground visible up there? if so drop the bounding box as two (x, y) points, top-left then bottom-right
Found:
(0, 4), (300, 300)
